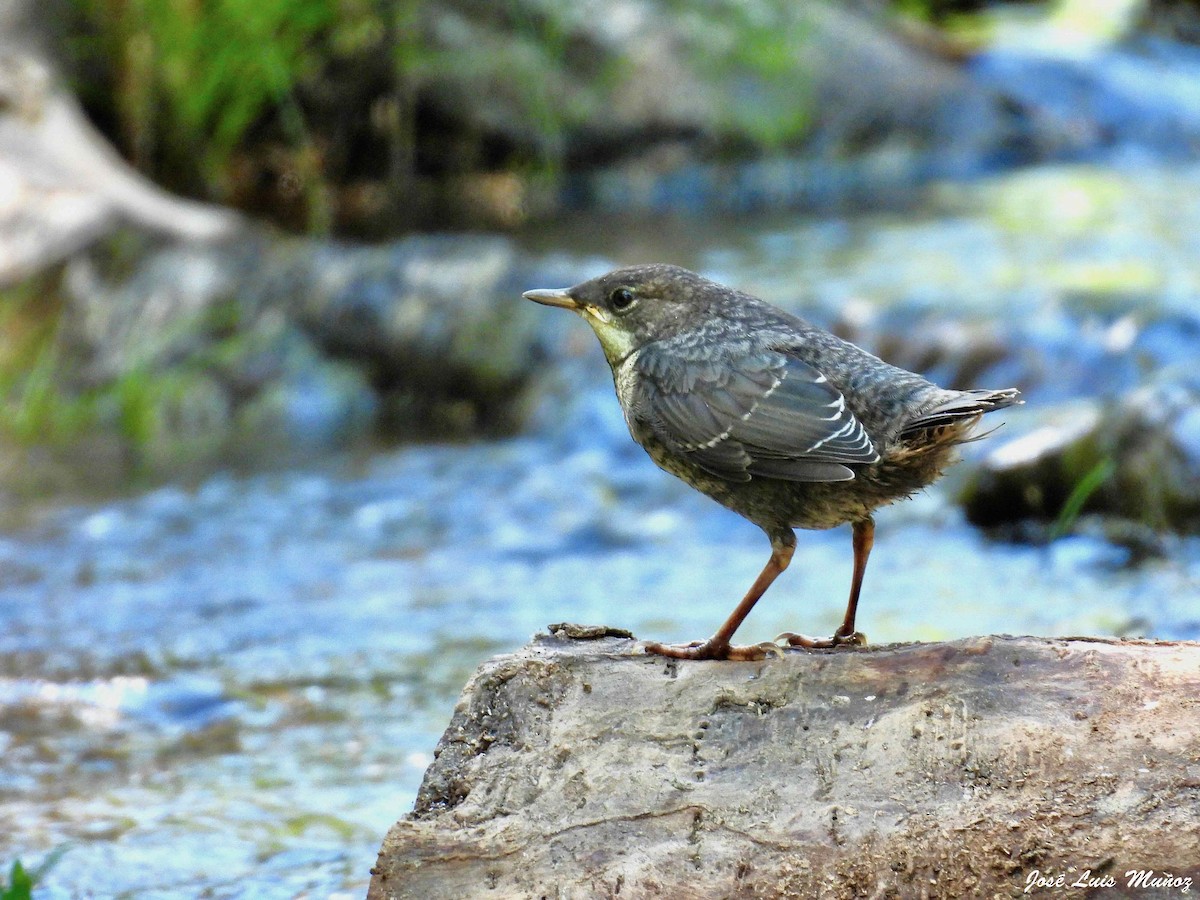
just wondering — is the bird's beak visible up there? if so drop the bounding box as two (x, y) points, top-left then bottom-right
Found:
(523, 288), (581, 311)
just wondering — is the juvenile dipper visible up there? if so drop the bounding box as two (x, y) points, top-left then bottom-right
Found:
(525, 265), (1019, 661)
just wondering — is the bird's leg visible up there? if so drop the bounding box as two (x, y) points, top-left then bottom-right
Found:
(839, 515), (874, 640)
(781, 517), (873, 649)
(643, 530), (796, 661)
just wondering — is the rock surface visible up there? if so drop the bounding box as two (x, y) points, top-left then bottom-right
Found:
(0, 230), (576, 486)
(964, 369), (1200, 534)
(56, 232), (552, 434)
(371, 631), (1200, 899)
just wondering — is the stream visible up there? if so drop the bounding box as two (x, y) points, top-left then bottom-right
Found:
(4, 155), (1200, 897)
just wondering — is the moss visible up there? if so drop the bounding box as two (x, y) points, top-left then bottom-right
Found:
(280, 813), (360, 841)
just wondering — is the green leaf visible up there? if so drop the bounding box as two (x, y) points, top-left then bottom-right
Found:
(1050, 457), (1116, 540)
(3, 860), (33, 900)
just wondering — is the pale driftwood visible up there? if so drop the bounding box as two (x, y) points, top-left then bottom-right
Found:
(370, 633), (1200, 899)
(0, 45), (241, 286)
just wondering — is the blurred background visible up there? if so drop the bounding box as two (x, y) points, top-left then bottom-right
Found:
(2, 0), (1200, 895)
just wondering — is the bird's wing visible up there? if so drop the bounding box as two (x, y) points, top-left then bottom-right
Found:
(633, 342), (879, 483)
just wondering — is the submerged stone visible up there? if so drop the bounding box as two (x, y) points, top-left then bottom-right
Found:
(964, 369), (1200, 533)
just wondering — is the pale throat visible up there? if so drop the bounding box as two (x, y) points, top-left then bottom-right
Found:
(582, 309), (638, 365)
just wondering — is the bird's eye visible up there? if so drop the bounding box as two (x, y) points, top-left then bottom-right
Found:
(609, 288), (636, 312)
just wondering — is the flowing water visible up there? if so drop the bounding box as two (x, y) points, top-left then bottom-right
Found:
(5, 158), (1200, 897)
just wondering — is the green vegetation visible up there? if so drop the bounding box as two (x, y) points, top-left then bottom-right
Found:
(64, 0), (837, 232)
(1, 849), (68, 900)
(0, 862), (30, 900)
(672, 0), (815, 148)
(1050, 456), (1116, 539)
(70, 0), (339, 230)
(0, 281), (95, 446)
(0, 280), (233, 476)
(889, 0), (960, 23)
(67, 0), (604, 231)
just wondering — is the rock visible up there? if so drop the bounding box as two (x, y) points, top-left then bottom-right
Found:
(349, 1), (1037, 223)
(964, 370), (1200, 533)
(961, 401), (1106, 528)
(557, 2), (1035, 217)
(24, 229), (562, 480)
(285, 235), (546, 433)
(56, 234), (262, 387)
(587, 0), (1007, 161)
(1107, 368), (1200, 530)
(370, 632), (1200, 899)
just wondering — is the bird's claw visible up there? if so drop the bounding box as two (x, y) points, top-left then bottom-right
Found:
(731, 641), (786, 661)
(777, 630), (867, 650)
(642, 639), (784, 661)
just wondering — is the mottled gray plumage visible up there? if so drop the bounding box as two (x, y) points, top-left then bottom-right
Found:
(525, 264), (1020, 660)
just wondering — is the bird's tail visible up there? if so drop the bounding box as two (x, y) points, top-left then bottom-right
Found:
(900, 388), (1022, 437)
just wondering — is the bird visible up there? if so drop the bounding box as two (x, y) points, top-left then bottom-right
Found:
(524, 265), (1020, 661)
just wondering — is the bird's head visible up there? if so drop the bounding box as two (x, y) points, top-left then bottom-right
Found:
(524, 264), (716, 366)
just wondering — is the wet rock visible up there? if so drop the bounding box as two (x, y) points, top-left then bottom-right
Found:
(557, 2), (1034, 217)
(964, 370), (1200, 533)
(370, 633), (1200, 899)
(961, 401), (1106, 528)
(36, 230), (561, 478)
(285, 235), (546, 434)
(1107, 368), (1200, 530)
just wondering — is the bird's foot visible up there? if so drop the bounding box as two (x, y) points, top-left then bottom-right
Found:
(642, 638), (784, 661)
(777, 629), (867, 650)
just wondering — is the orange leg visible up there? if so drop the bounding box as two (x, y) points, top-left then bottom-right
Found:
(643, 530), (796, 661)
(782, 517), (873, 649)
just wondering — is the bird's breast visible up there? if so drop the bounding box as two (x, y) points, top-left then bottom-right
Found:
(612, 353), (648, 441)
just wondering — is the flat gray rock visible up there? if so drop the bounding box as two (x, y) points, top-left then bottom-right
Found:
(371, 632), (1200, 898)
